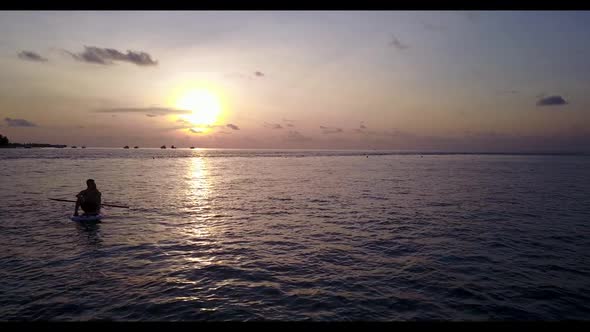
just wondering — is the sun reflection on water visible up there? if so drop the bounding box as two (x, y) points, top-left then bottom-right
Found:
(187, 157), (211, 204)
(176, 157), (222, 270)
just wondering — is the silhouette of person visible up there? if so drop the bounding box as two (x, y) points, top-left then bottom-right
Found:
(74, 179), (102, 216)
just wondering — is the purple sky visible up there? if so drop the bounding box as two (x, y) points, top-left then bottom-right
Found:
(1, 11), (589, 151)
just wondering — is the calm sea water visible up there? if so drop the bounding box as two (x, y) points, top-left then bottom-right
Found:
(1, 148), (589, 321)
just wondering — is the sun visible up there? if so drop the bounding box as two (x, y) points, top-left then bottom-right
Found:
(175, 89), (222, 126)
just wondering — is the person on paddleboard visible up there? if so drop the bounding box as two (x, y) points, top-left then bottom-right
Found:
(74, 179), (102, 216)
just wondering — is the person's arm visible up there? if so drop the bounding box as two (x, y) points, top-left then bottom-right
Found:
(97, 192), (102, 213)
(74, 191), (83, 216)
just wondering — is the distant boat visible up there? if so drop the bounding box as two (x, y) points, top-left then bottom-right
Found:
(134, 146), (139, 149)
(71, 146), (77, 148)
(160, 145), (166, 149)
(82, 146), (86, 149)
(190, 146), (195, 149)
(171, 145), (176, 149)
(123, 146), (129, 149)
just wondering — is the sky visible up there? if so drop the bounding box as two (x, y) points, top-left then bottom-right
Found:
(0, 11), (589, 151)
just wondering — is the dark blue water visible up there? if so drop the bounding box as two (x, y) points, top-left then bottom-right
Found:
(1, 148), (589, 320)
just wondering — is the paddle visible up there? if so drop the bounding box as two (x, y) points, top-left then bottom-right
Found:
(49, 198), (129, 209)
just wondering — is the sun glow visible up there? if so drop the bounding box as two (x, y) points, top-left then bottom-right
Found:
(175, 88), (222, 127)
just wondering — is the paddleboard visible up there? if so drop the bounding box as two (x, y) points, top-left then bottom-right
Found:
(70, 214), (103, 222)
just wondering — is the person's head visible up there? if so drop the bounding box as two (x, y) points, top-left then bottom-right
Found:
(86, 179), (97, 190)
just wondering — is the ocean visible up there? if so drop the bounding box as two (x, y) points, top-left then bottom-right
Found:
(1, 148), (589, 320)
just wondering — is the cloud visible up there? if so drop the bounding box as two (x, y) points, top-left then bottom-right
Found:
(353, 122), (368, 134)
(264, 122), (283, 129)
(226, 124), (240, 130)
(170, 123), (227, 133)
(66, 46), (158, 66)
(17, 51), (48, 62)
(94, 107), (192, 115)
(320, 125), (344, 134)
(282, 118), (295, 127)
(160, 125), (190, 132)
(4, 117), (37, 127)
(389, 35), (409, 50)
(284, 130), (311, 142)
(353, 127), (391, 136)
(536, 95), (568, 106)
(226, 71), (265, 80)
(146, 114), (158, 117)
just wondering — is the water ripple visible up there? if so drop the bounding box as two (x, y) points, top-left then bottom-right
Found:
(1, 150), (589, 320)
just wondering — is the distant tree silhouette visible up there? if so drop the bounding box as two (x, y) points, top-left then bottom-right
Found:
(0, 134), (9, 145)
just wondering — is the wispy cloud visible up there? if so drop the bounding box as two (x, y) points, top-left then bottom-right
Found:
(225, 71), (265, 80)
(17, 51), (48, 62)
(161, 124), (193, 132)
(94, 107), (192, 115)
(360, 122), (367, 129)
(283, 118), (295, 128)
(170, 123), (228, 133)
(264, 122), (283, 129)
(226, 124), (240, 130)
(66, 46), (158, 66)
(4, 117), (37, 127)
(284, 130), (311, 142)
(353, 126), (394, 137)
(389, 35), (409, 50)
(320, 125), (344, 134)
(146, 114), (158, 117)
(537, 95), (568, 107)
